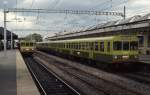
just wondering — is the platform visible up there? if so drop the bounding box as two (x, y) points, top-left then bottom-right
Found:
(0, 50), (40, 95)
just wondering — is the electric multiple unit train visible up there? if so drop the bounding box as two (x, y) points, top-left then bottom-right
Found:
(36, 35), (139, 64)
(20, 41), (36, 53)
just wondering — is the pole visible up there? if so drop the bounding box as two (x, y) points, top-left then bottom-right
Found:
(4, 8), (7, 56)
(11, 31), (13, 49)
(123, 6), (126, 20)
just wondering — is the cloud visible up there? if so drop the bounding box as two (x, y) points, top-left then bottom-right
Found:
(0, 0), (149, 37)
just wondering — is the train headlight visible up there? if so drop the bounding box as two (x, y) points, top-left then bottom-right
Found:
(77, 51), (80, 55)
(122, 55), (129, 59)
(134, 55), (138, 58)
(26, 48), (29, 51)
(113, 55), (118, 59)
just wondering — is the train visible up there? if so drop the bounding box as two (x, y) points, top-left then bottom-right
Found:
(36, 35), (139, 65)
(20, 41), (36, 54)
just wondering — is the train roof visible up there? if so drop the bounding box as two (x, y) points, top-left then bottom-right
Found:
(20, 40), (36, 43)
(37, 35), (138, 44)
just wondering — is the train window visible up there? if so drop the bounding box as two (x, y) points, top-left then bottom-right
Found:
(69, 43), (72, 48)
(85, 42), (88, 50)
(76, 43), (79, 49)
(67, 43), (69, 48)
(74, 43), (76, 49)
(21, 43), (25, 46)
(130, 41), (138, 50)
(26, 43), (29, 46)
(90, 42), (94, 50)
(138, 36), (144, 47)
(69, 43), (70, 48)
(79, 43), (81, 49)
(113, 41), (122, 50)
(107, 42), (110, 52)
(72, 43), (74, 49)
(66, 43), (68, 48)
(69, 43), (71, 48)
(100, 42), (104, 52)
(73, 43), (74, 49)
(82, 42), (85, 50)
(30, 43), (34, 46)
(72, 43), (73, 49)
(95, 42), (98, 51)
(123, 42), (129, 50)
(71, 43), (73, 49)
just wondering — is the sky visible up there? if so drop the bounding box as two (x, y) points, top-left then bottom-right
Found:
(0, 0), (150, 38)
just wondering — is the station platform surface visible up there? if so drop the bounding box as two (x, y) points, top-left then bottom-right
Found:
(0, 50), (40, 95)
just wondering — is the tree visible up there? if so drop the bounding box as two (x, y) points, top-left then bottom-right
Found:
(23, 33), (43, 42)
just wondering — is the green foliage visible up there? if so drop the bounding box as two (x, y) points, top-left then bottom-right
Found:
(22, 33), (43, 42)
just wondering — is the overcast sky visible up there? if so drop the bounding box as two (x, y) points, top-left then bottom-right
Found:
(0, 0), (150, 38)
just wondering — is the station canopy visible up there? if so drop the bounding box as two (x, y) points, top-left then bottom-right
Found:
(68, 13), (150, 34)
(0, 27), (18, 40)
(94, 13), (150, 29)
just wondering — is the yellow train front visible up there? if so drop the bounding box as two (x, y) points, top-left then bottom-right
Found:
(20, 41), (36, 54)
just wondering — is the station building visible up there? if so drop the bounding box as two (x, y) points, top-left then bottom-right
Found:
(0, 27), (18, 49)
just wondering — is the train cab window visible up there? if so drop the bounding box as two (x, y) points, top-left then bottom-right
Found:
(26, 43), (29, 46)
(100, 42), (104, 52)
(21, 43), (25, 46)
(95, 42), (98, 51)
(123, 42), (129, 50)
(130, 41), (138, 50)
(30, 43), (34, 46)
(113, 41), (122, 50)
(107, 42), (110, 52)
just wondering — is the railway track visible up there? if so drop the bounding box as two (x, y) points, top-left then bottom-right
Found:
(33, 52), (142, 95)
(33, 51), (150, 95)
(116, 71), (150, 86)
(23, 55), (80, 95)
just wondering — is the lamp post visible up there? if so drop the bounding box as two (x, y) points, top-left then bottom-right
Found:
(3, 1), (8, 57)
